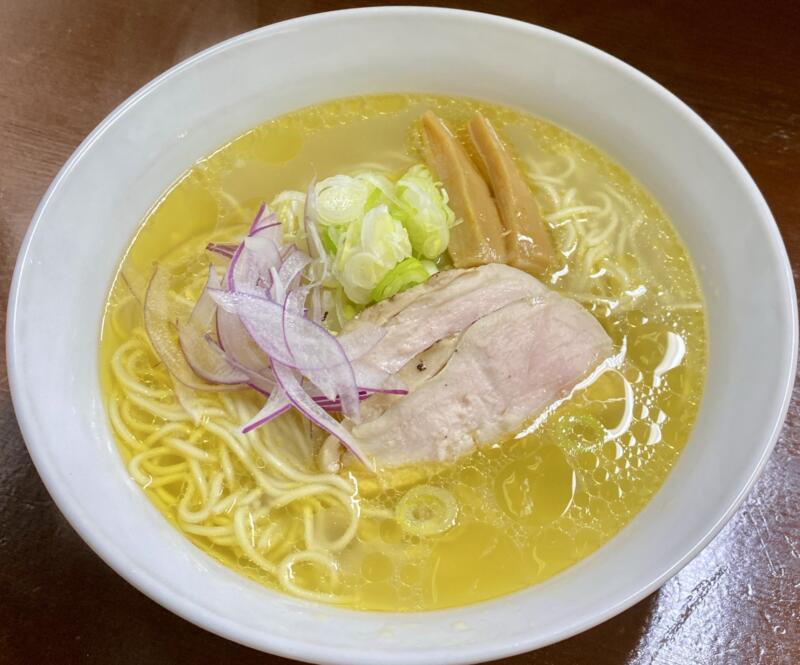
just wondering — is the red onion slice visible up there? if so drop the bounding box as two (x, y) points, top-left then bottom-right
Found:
(269, 266), (285, 303)
(143, 265), (235, 392)
(205, 331), (276, 395)
(251, 220), (281, 238)
(177, 268), (249, 385)
(272, 361), (374, 471)
(232, 235), (281, 296)
(278, 248), (311, 291)
(210, 291), (340, 370)
(206, 243), (237, 259)
(210, 289), (361, 418)
(140, 195), (404, 471)
(226, 243), (245, 292)
(216, 308), (271, 372)
(226, 209), (279, 292)
(247, 202), (267, 234)
(213, 288), (361, 418)
(241, 388), (291, 434)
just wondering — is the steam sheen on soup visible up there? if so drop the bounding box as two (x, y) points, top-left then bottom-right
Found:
(100, 94), (706, 610)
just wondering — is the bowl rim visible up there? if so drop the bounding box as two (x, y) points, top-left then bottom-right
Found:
(7, 6), (797, 664)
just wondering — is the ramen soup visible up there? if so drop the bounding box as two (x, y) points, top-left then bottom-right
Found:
(100, 94), (706, 611)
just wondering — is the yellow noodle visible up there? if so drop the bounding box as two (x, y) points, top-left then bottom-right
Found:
(277, 551), (350, 604)
(233, 507), (278, 575)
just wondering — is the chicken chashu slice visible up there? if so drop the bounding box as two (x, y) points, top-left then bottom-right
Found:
(348, 263), (548, 375)
(468, 113), (555, 274)
(341, 264), (613, 469)
(420, 111), (507, 267)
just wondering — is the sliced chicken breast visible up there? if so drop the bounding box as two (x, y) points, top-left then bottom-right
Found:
(352, 294), (612, 467)
(336, 263), (613, 469)
(349, 263), (548, 375)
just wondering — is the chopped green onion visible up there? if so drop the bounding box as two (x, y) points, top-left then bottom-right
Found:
(271, 190), (306, 244)
(315, 175), (370, 226)
(395, 164), (456, 259)
(372, 257), (431, 302)
(269, 164), (455, 310)
(357, 172), (402, 208)
(336, 204), (412, 304)
(420, 259), (439, 276)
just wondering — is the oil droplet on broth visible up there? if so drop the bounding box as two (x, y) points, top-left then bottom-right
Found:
(494, 445), (576, 526)
(289, 558), (335, 594)
(362, 552), (394, 582)
(379, 519), (404, 545)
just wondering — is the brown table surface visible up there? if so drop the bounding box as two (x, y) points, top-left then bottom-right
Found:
(1, 1), (798, 663)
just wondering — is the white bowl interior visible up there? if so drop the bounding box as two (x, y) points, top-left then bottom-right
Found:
(7, 8), (796, 665)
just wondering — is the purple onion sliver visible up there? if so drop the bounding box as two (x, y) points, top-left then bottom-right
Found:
(242, 388), (292, 433)
(247, 202), (267, 234)
(204, 332), (276, 393)
(278, 250), (311, 290)
(211, 290), (361, 394)
(272, 360), (374, 472)
(247, 381), (270, 397)
(178, 267), (249, 385)
(241, 403), (292, 433)
(250, 221), (281, 236)
(216, 306), (271, 374)
(206, 243), (237, 259)
(144, 265), (236, 392)
(226, 241), (245, 291)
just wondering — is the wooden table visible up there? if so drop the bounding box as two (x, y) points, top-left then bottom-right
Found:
(1, 2), (797, 663)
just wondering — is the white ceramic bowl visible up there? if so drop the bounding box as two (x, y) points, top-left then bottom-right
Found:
(7, 7), (796, 664)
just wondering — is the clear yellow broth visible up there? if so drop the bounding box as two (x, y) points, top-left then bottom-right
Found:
(100, 93), (706, 611)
